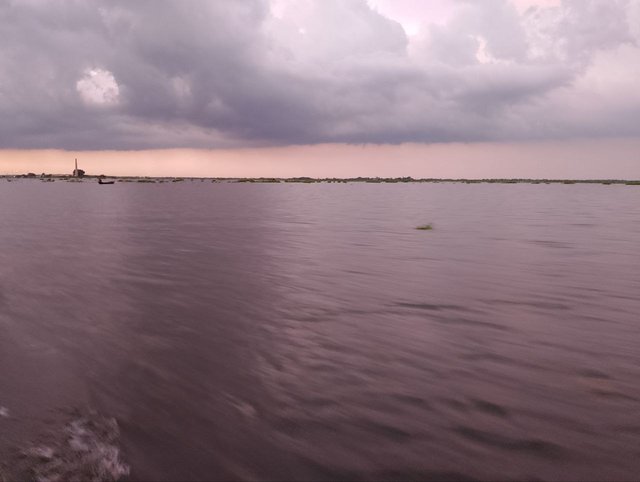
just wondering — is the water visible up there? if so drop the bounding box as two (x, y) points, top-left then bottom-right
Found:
(1, 180), (640, 480)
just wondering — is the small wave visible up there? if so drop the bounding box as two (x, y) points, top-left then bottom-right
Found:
(454, 426), (563, 459)
(12, 410), (129, 482)
(469, 398), (510, 418)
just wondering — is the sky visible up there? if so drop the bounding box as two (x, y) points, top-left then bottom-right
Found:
(1, 0), (639, 178)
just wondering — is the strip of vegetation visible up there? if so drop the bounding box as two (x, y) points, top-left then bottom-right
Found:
(4, 174), (640, 185)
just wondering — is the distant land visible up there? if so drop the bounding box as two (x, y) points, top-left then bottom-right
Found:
(2, 174), (640, 185)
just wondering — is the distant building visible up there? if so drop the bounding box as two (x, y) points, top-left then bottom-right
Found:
(72, 158), (85, 177)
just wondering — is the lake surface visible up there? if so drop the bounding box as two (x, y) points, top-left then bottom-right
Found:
(1, 180), (640, 481)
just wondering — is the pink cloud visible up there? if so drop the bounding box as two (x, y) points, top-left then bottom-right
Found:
(370, 0), (561, 35)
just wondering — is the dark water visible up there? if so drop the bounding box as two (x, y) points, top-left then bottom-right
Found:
(1, 180), (640, 481)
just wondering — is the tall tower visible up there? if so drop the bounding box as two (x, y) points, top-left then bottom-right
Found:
(72, 158), (84, 177)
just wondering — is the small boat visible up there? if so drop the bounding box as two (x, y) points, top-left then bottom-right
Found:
(98, 178), (115, 185)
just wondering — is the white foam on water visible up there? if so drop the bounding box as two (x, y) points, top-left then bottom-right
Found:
(0, 406), (9, 418)
(24, 446), (55, 461)
(20, 412), (129, 482)
(223, 393), (257, 419)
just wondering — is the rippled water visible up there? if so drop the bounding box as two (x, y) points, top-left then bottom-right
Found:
(1, 180), (640, 481)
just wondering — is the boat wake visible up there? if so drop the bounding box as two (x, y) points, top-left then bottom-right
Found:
(8, 410), (129, 482)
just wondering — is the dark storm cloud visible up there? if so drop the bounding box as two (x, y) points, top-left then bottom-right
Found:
(0, 0), (638, 149)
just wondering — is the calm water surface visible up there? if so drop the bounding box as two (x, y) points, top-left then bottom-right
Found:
(1, 180), (640, 480)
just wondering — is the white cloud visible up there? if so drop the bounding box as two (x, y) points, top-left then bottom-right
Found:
(76, 68), (120, 106)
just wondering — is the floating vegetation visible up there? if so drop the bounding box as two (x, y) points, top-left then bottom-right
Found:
(416, 224), (433, 231)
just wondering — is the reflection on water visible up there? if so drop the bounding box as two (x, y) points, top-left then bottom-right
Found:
(1, 181), (640, 480)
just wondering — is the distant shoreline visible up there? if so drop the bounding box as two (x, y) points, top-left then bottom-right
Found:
(2, 174), (640, 185)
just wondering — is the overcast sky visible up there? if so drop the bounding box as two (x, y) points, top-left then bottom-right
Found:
(1, 0), (639, 176)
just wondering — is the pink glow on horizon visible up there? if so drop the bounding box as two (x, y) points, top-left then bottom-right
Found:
(2, 138), (639, 180)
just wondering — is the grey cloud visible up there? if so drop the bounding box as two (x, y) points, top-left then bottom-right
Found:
(429, 0), (528, 63)
(0, 0), (638, 150)
(559, 0), (633, 59)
